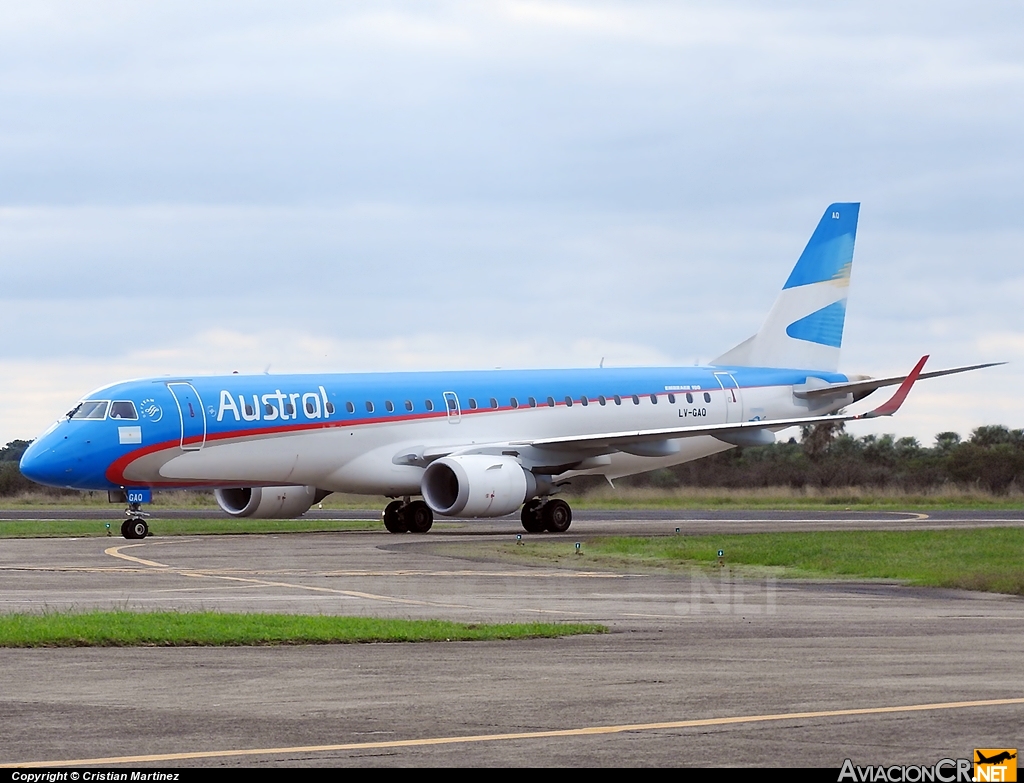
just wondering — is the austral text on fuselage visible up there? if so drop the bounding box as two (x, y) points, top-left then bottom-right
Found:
(216, 386), (334, 423)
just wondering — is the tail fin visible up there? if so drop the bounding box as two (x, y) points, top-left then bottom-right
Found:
(712, 202), (860, 372)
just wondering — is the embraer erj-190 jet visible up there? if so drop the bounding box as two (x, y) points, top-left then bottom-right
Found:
(20, 204), (998, 539)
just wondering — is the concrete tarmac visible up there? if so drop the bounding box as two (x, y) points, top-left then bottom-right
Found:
(1, 512), (1022, 768)
(4, 505), (1024, 532)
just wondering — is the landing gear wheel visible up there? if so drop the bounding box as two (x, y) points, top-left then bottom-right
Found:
(403, 500), (433, 533)
(521, 500), (546, 533)
(542, 499), (572, 533)
(382, 500), (408, 533)
(124, 518), (149, 539)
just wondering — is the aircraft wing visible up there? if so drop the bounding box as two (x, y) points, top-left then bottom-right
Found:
(794, 361), (1003, 402)
(512, 355), (931, 453)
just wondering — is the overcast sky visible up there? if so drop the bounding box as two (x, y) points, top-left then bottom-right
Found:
(2, 1), (1022, 447)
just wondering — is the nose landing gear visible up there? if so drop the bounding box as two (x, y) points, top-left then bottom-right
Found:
(121, 500), (150, 539)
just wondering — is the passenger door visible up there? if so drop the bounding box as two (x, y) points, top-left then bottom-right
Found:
(443, 391), (461, 424)
(167, 382), (206, 450)
(713, 372), (744, 424)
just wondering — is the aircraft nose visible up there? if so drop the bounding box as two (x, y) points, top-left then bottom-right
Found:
(19, 430), (73, 488)
(19, 439), (55, 486)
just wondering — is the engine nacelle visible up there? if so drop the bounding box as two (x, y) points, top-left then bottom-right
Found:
(421, 455), (536, 518)
(214, 486), (330, 518)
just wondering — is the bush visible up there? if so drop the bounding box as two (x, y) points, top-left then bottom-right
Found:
(0, 462), (36, 496)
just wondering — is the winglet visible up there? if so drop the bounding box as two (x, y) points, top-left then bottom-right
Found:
(861, 355), (929, 418)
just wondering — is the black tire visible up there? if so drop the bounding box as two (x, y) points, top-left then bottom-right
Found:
(403, 501), (433, 533)
(542, 499), (572, 533)
(521, 500), (546, 533)
(120, 520), (133, 539)
(129, 519), (149, 539)
(382, 500), (407, 533)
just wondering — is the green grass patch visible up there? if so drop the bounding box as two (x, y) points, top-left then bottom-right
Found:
(567, 486), (1024, 511)
(496, 528), (1024, 595)
(0, 489), (389, 510)
(0, 611), (607, 647)
(0, 518), (382, 538)
(4, 486), (1024, 512)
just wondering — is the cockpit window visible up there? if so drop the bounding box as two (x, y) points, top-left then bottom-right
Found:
(109, 401), (138, 420)
(69, 400), (110, 420)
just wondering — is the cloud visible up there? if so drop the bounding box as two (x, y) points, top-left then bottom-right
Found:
(1, 1), (1022, 448)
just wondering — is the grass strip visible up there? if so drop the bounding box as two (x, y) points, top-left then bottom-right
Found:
(0, 611), (607, 647)
(567, 490), (1024, 511)
(0, 518), (380, 538)
(5, 486), (1024, 511)
(500, 528), (1024, 595)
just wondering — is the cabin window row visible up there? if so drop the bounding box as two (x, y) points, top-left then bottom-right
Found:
(68, 391), (716, 423)
(245, 400), (336, 417)
(336, 391), (714, 415)
(71, 392), (716, 421)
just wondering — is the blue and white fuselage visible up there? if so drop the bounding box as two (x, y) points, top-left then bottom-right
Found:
(20, 364), (847, 495)
(20, 203), (994, 536)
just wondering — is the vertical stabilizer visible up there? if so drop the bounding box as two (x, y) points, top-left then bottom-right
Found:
(712, 203), (860, 371)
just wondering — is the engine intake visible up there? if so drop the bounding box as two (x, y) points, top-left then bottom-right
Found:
(214, 486), (331, 518)
(422, 455), (536, 518)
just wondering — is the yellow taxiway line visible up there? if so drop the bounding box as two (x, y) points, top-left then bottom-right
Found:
(103, 543), (469, 608)
(5, 696), (1023, 768)
(101, 542), (608, 615)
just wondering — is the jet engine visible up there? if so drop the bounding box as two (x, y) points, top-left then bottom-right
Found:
(214, 486), (331, 518)
(421, 455), (537, 518)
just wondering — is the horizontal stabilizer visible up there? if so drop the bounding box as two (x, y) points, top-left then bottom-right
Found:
(794, 361), (1005, 401)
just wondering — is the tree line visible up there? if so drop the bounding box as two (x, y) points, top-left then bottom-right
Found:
(0, 440), (76, 497)
(619, 424), (1024, 493)
(2, 424), (1024, 497)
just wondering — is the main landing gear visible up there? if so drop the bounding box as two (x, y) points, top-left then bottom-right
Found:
(380, 497), (573, 534)
(521, 498), (572, 534)
(121, 500), (149, 540)
(382, 499), (434, 533)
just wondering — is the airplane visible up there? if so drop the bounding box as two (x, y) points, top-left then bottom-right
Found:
(976, 751), (1016, 765)
(19, 203), (1000, 539)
